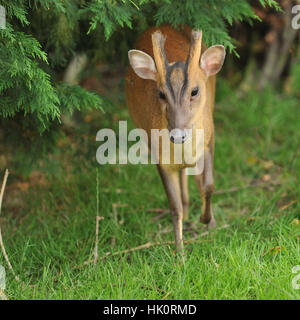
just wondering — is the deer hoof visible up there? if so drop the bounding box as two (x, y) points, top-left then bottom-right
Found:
(200, 214), (216, 228)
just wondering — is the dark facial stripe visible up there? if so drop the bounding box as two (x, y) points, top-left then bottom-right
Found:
(165, 61), (188, 101)
(181, 62), (188, 99)
(165, 61), (189, 102)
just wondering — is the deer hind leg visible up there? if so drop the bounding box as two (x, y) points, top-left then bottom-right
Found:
(194, 150), (216, 228)
(180, 168), (189, 221)
(157, 165), (184, 253)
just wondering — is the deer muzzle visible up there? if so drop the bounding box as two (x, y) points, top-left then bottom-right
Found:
(169, 128), (192, 144)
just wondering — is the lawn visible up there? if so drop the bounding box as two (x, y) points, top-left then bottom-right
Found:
(0, 81), (299, 299)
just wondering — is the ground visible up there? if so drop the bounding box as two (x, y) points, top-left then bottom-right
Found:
(0, 78), (299, 299)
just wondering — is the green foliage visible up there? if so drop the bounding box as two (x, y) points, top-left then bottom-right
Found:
(83, 0), (136, 40)
(0, 25), (60, 129)
(0, 0), (103, 132)
(56, 83), (104, 114)
(86, 0), (280, 53)
(154, 0), (255, 54)
(0, 0), (280, 131)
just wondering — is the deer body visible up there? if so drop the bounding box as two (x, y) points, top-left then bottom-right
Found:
(126, 25), (225, 253)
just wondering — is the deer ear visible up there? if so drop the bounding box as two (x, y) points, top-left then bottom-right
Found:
(128, 49), (157, 81)
(200, 45), (225, 77)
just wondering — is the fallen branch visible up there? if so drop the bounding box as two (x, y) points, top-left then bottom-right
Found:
(0, 169), (20, 283)
(105, 238), (211, 256)
(150, 209), (170, 222)
(146, 208), (170, 214)
(279, 199), (297, 211)
(82, 224), (230, 267)
(85, 238), (212, 265)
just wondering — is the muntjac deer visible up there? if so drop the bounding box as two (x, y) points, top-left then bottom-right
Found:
(126, 25), (225, 253)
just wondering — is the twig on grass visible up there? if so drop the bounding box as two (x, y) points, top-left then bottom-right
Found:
(162, 291), (171, 300)
(105, 238), (212, 257)
(85, 238), (212, 265)
(146, 208), (170, 214)
(94, 216), (104, 265)
(0, 169), (20, 283)
(83, 224), (230, 267)
(150, 209), (170, 222)
(279, 199), (297, 211)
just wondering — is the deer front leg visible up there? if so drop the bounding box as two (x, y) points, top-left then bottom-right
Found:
(180, 168), (189, 221)
(194, 150), (216, 228)
(157, 165), (184, 253)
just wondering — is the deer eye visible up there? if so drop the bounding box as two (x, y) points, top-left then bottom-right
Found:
(158, 90), (166, 100)
(191, 87), (199, 97)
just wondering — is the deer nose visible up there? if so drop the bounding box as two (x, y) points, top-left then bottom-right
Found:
(169, 129), (188, 144)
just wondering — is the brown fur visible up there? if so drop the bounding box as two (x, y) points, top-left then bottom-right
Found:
(126, 25), (215, 157)
(125, 25), (222, 254)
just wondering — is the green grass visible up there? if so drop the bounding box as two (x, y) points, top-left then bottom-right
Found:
(0, 82), (300, 299)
